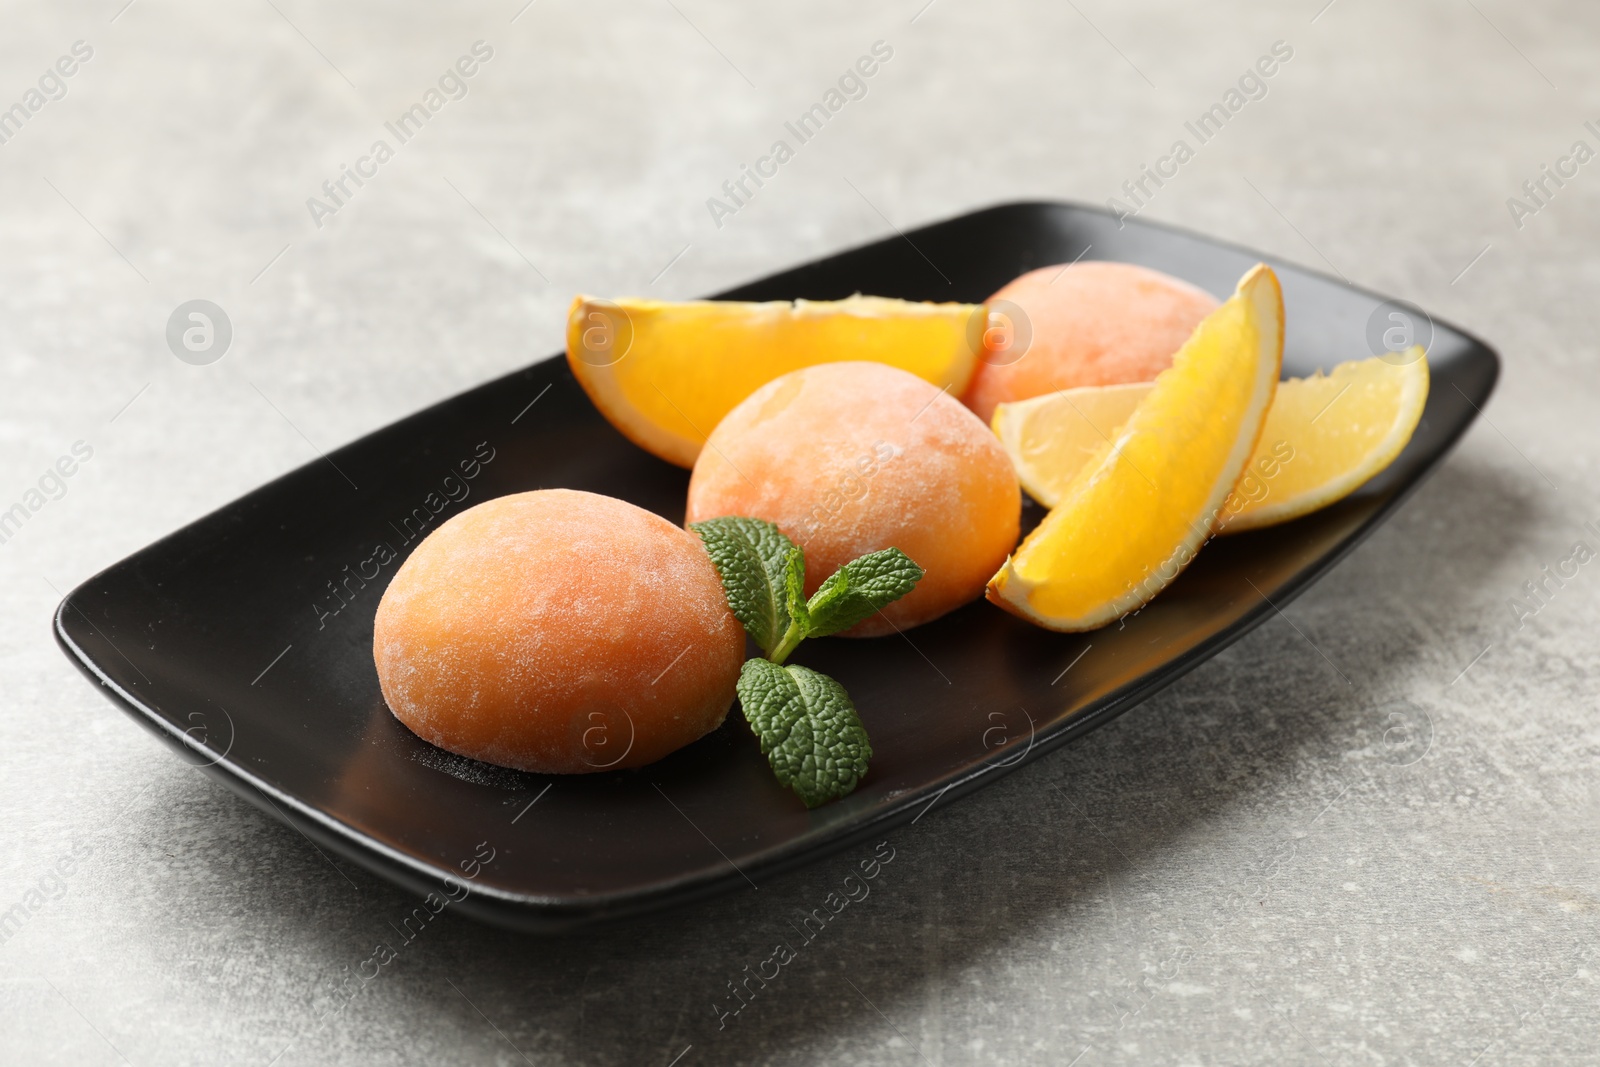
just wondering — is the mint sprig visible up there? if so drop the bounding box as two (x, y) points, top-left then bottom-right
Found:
(691, 517), (925, 660)
(691, 517), (924, 808)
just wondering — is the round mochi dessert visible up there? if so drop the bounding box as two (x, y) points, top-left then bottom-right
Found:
(373, 489), (745, 774)
(961, 261), (1220, 423)
(685, 361), (1020, 636)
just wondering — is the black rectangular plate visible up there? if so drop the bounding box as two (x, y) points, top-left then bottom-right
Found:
(55, 202), (1498, 932)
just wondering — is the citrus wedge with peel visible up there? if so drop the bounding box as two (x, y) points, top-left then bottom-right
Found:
(991, 349), (1429, 533)
(1220, 348), (1429, 531)
(566, 295), (985, 468)
(986, 263), (1284, 632)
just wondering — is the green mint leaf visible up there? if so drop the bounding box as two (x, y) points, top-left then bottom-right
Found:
(803, 548), (926, 638)
(768, 548), (807, 664)
(783, 549), (809, 635)
(691, 517), (801, 657)
(736, 659), (872, 808)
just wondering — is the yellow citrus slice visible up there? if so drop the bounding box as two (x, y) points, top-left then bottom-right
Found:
(1220, 349), (1429, 532)
(991, 382), (1149, 507)
(566, 295), (984, 468)
(992, 349), (1429, 533)
(986, 264), (1284, 632)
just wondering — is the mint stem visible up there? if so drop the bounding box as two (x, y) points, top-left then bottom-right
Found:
(768, 619), (805, 665)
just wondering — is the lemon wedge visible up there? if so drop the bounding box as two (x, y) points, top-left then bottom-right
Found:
(991, 383), (1150, 507)
(992, 350), (1429, 533)
(986, 264), (1284, 631)
(1217, 350), (1428, 532)
(566, 295), (984, 468)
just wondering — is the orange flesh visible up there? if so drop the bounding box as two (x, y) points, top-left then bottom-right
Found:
(567, 295), (984, 467)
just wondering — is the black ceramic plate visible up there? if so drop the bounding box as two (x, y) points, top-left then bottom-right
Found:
(55, 202), (1497, 932)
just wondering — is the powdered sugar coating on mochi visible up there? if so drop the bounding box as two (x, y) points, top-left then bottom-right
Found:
(373, 489), (744, 774)
(686, 361), (1021, 636)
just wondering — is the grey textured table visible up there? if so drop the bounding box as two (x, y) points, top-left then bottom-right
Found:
(3, 1), (1597, 1064)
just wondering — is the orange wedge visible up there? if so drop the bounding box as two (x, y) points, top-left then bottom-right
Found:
(992, 350), (1429, 532)
(987, 264), (1284, 631)
(566, 295), (985, 468)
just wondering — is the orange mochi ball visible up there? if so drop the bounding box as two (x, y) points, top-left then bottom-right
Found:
(961, 261), (1220, 423)
(686, 361), (1020, 636)
(373, 489), (745, 774)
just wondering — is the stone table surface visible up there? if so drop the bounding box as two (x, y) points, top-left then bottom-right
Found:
(2, 0), (1597, 1064)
